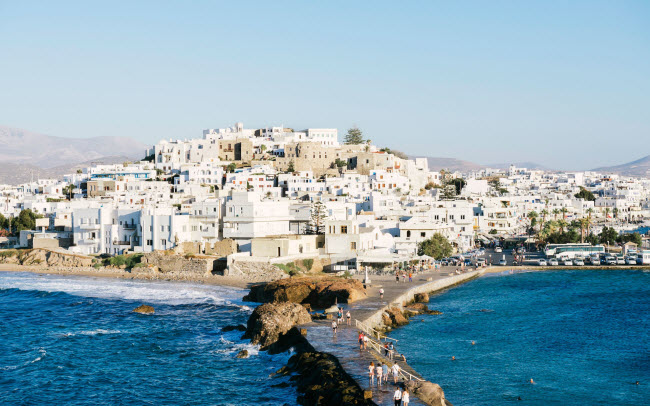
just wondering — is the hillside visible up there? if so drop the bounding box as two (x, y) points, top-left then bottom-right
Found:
(0, 126), (148, 168)
(592, 155), (650, 177)
(0, 156), (139, 185)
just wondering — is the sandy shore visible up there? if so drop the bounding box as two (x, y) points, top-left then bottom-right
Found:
(0, 264), (253, 289)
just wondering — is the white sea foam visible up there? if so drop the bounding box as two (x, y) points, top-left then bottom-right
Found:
(1, 348), (47, 371)
(0, 272), (246, 307)
(60, 329), (122, 337)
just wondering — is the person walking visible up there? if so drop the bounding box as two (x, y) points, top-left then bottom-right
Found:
(376, 363), (383, 387)
(346, 310), (351, 326)
(368, 362), (375, 386)
(363, 333), (369, 350)
(337, 308), (343, 325)
(408, 272), (412, 282)
(395, 271), (400, 283)
(379, 288), (384, 300)
(402, 389), (410, 406)
(393, 387), (402, 406)
(391, 363), (400, 383)
(358, 332), (364, 350)
(332, 320), (337, 336)
(382, 362), (389, 384)
(388, 342), (395, 360)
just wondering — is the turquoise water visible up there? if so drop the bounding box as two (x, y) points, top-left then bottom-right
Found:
(0, 272), (296, 406)
(389, 270), (650, 405)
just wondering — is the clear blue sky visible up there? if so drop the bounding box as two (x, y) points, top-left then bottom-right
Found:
(1, 1), (648, 169)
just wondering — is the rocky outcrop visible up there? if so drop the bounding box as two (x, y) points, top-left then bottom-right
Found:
(382, 307), (409, 328)
(236, 349), (249, 359)
(243, 277), (367, 308)
(133, 305), (155, 314)
(406, 303), (443, 315)
(10, 249), (93, 267)
(228, 261), (288, 282)
(244, 302), (312, 350)
(404, 380), (450, 406)
(285, 351), (375, 406)
(414, 292), (430, 303)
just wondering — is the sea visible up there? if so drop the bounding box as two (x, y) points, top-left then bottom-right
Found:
(0, 271), (297, 406)
(389, 269), (650, 405)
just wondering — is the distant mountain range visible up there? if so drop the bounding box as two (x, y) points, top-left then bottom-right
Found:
(0, 126), (148, 184)
(412, 156), (548, 173)
(592, 155), (650, 177)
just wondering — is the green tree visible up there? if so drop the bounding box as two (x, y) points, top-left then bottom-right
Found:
(574, 187), (596, 201)
(599, 226), (618, 245)
(10, 209), (42, 234)
(287, 160), (295, 173)
(618, 232), (642, 246)
(446, 178), (466, 195)
(417, 233), (453, 260)
(344, 127), (364, 145)
(0, 213), (9, 230)
(307, 201), (327, 235)
(226, 163), (237, 173)
(552, 208), (560, 220)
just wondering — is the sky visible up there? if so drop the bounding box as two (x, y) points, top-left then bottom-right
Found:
(1, 1), (649, 170)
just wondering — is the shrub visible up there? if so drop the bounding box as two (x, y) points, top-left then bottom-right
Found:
(109, 255), (126, 267)
(342, 271), (353, 279)
(302, 259), (314, 271)
(125, 254), (143, 268)
(93, 263), (102, 269)
(184, 253), (195, 259)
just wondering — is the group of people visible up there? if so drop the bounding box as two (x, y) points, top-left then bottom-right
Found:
(368, 361), (402, 386)
(393, 387), (410, 406)
(331, 307), (351, 336)
(394, 271), (413, 283)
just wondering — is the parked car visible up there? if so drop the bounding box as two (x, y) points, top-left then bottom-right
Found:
(563, 259), (573, 266)
(625, 256), (637, 265)
(616, 256), (626, 265)
(605, 256), (617, 265)
(498, 259), (507, 266)
(476, 258), (487, 266)
(537, 259), (547, 266)
(573, 258), (585, 266)
(495, 247), (503, 253)
(548, 259), (559, 266)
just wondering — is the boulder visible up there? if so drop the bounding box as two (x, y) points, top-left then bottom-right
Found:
(404, 380), (448, 406)
(236, 349), (249, 359)
(244, 302), (312, 350)
(243, 277), (367, 308)
(414, 292), (430, 303)
(133, 305), (155, 314)
(406, 303), (443, 315)
(384, 307), (409, 327)
(287, 351), (374, 405)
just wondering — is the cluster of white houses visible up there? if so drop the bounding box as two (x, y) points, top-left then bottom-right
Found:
(2, 122), (650, 268)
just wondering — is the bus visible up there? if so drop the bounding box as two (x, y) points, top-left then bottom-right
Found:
(544, 243), (605, 259)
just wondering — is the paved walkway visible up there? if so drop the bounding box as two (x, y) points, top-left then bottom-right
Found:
(301, 267), (482, 405)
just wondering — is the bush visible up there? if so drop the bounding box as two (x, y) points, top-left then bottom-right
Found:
(274, 262), (299, 276)
(302, 259), (314, 271)
(184, 253), (195, 259)
(93, 263), (102, 269)
(342, 271), (353, 279)
(125, 254), (143, 268)
(109, 255), (127, 267)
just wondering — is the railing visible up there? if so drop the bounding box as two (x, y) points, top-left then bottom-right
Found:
(355, 319), (398, 342)
(355, 321), (423, 382)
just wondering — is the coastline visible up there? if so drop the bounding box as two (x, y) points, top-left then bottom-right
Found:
(0, 264), (252, 289)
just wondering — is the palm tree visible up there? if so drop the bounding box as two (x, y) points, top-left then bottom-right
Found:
(552, 208), (560, 220)
(558, 219), (568, 234)
(604, 207), (610, 222)
(579, 218), (589, 243)
(613, 207), (619, 221)
(561, 207), (568, 220)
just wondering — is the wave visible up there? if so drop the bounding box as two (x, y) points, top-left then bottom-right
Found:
(59, 329), (123, 337)
(1, 348), (47, 371)
(0, 272), (247, 308)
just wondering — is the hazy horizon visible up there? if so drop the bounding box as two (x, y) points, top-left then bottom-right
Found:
(1, 1), (648, 170)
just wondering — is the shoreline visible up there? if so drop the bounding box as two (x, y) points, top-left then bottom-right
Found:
(0, 264), (252, 289)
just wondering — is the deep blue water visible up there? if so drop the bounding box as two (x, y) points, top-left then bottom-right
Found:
(390, 269), (650, 406)
(0, 272), (296, 406)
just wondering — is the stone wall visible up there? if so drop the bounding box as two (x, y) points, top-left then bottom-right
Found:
(176, 239), (238, 257)
(141, 252), (216, 274)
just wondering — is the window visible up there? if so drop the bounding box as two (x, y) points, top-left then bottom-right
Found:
(407, 230), (411, 238)
(421, 232), (426, 238)
(147, 240), (153, 246)
(341, 225), (348, 234)
(350, 242), (357, 250)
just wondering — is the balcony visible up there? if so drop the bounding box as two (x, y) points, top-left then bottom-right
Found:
(123, 224), (138, 229)
(79, 223), (100, 230)
(113, 240), (132, 246)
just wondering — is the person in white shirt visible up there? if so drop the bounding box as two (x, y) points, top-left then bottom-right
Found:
(331, 320), (337, 336)
(376, 363), (383, 386)
(392, 363), (400, 383)
(402, 389), (410, 406)
(346, 310), (351, 326)
(379, 288), (384, 299)
(393, 387), (402, 406)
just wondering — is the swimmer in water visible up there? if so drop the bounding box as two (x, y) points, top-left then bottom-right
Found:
(471, 341), (475, 345)
(530, 378), (534, 384)
(451, 356), (456, 361)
